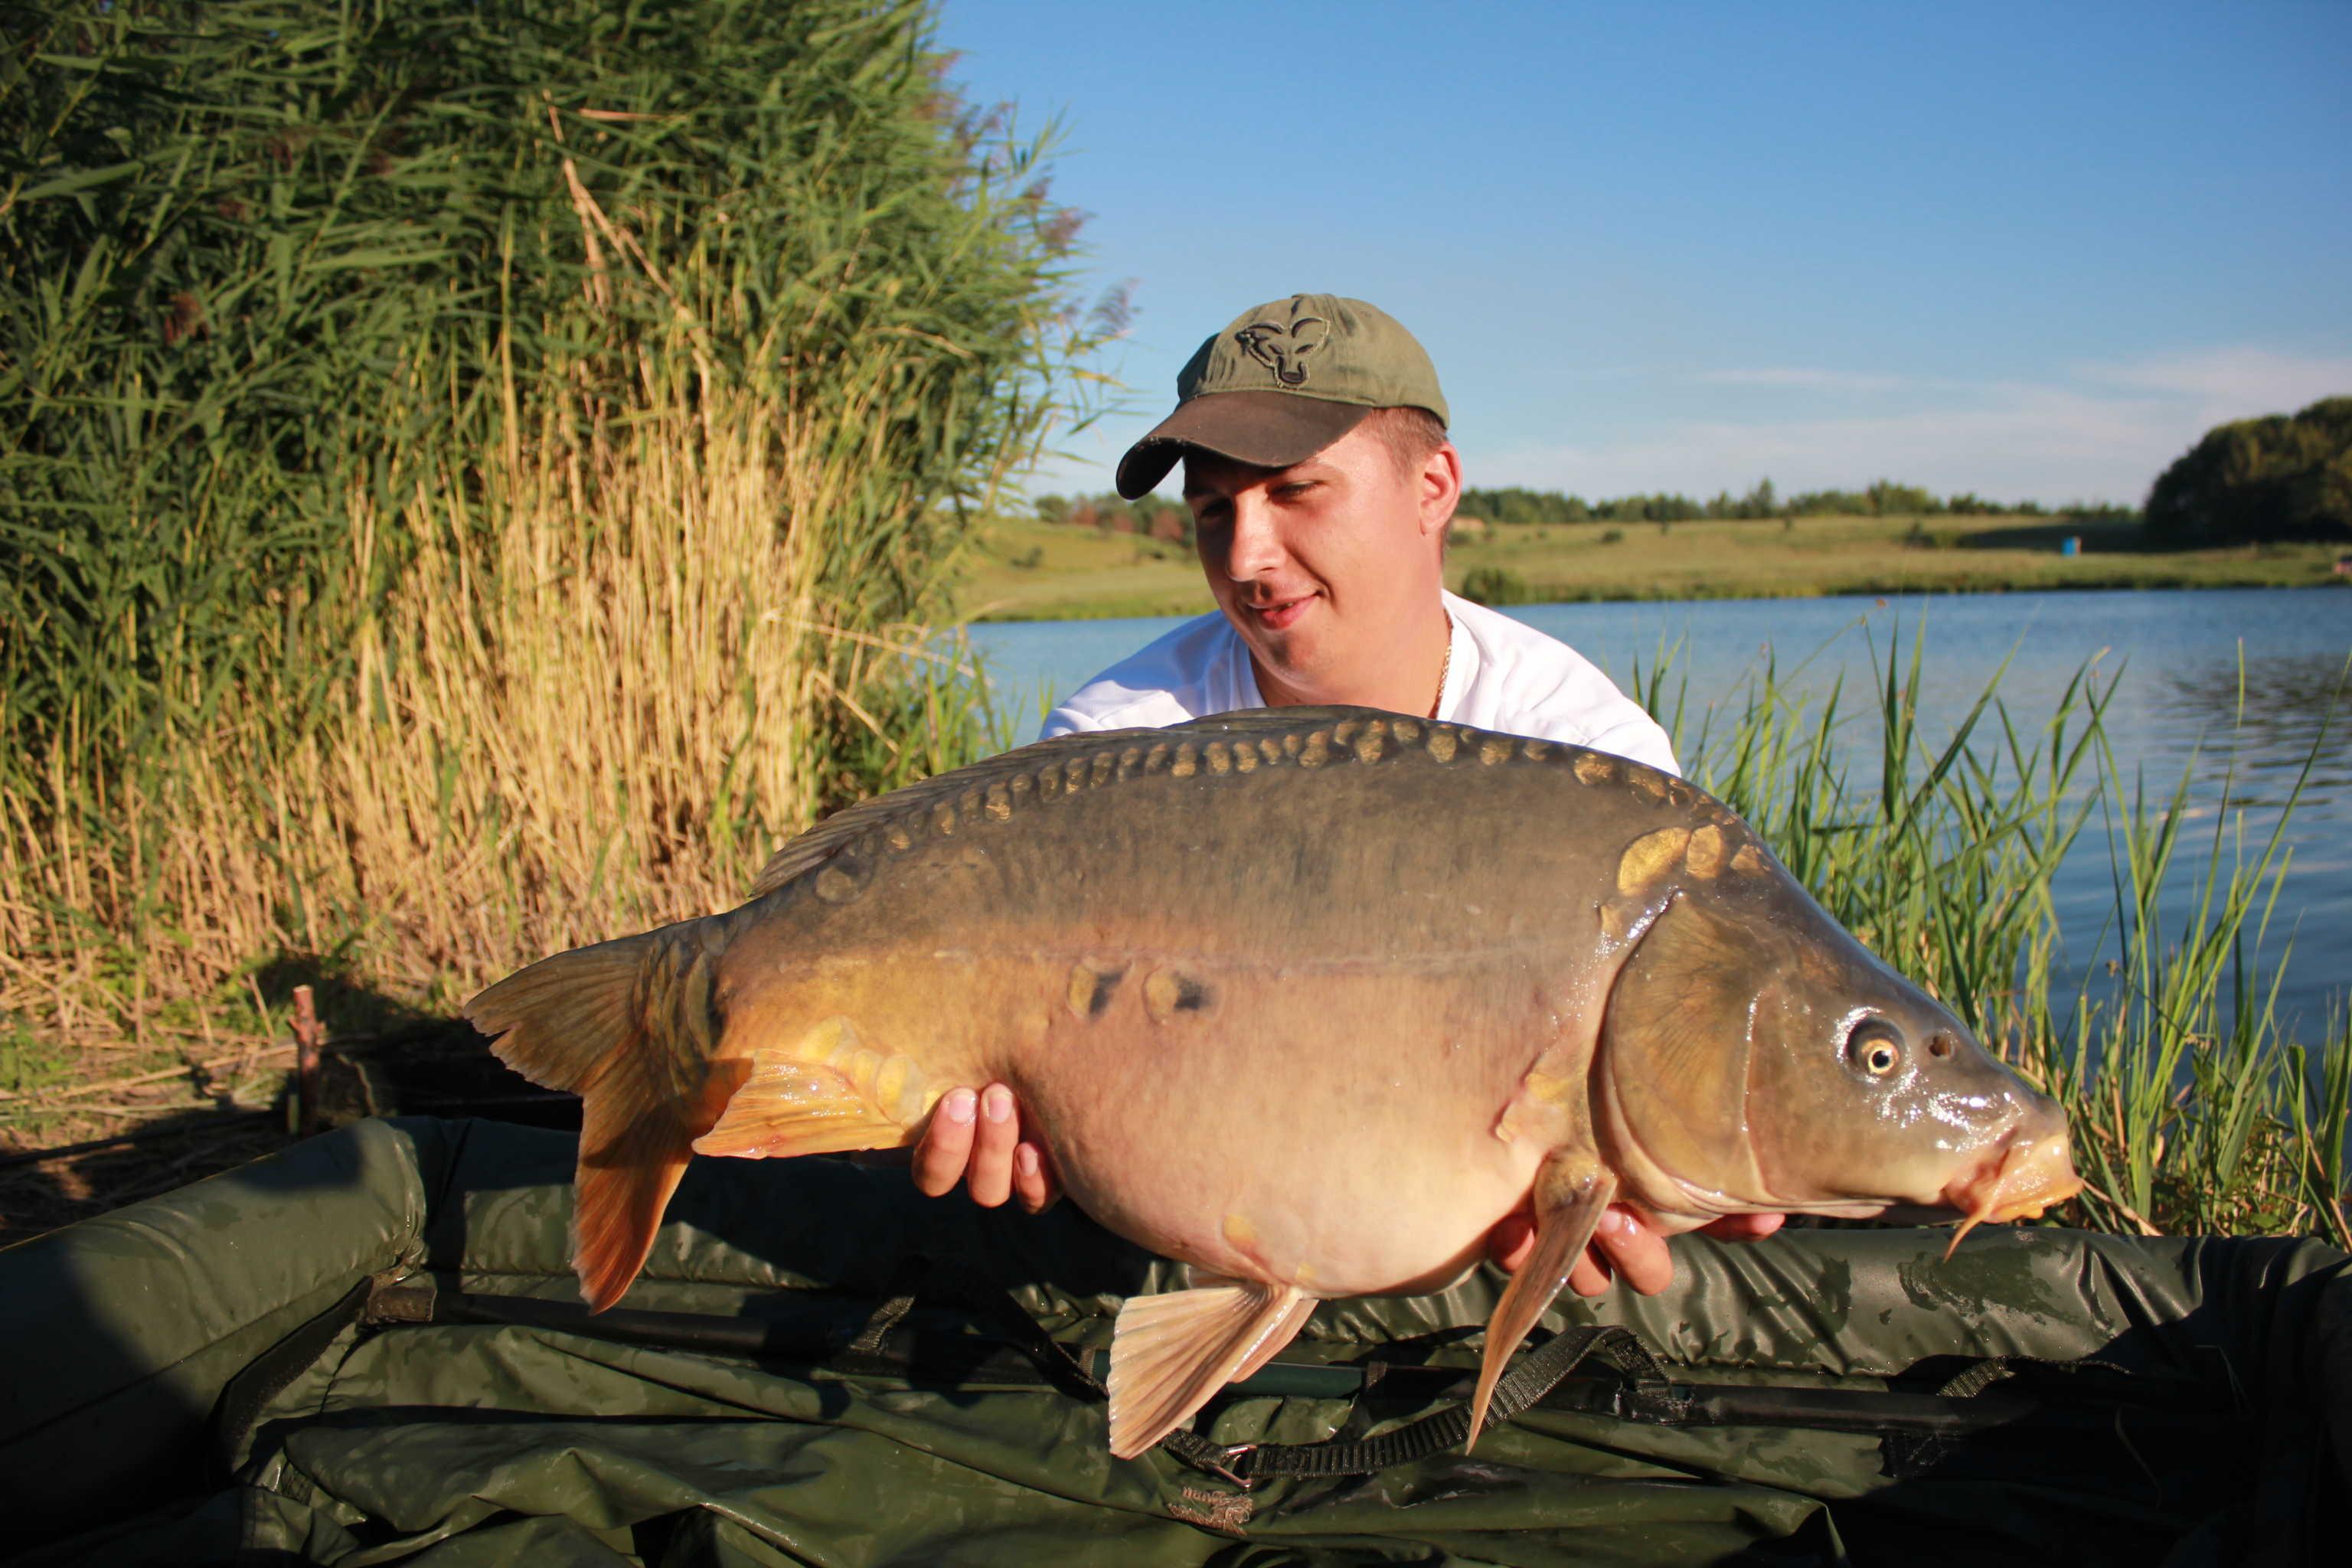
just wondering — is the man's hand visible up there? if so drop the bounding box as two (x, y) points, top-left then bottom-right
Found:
(1483, 1204), (1786, 1295)
(910, 1083), (1060, 1214)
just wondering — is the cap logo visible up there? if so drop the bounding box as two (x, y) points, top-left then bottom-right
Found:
(1233, 315), (1329, 387)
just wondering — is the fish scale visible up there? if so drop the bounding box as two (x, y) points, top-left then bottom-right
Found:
(468, 706), (2080, 1460)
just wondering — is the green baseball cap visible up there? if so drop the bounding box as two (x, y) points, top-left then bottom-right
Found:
(1113, 293), (1450, 499)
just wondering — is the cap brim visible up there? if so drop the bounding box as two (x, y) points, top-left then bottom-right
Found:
(1113, 391), (1372, 500)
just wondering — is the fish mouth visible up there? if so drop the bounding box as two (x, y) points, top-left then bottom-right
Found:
(1938, 1129), (2083, 1259)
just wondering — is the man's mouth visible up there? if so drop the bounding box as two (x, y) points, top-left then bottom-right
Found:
(1242, 593), (1316, 632)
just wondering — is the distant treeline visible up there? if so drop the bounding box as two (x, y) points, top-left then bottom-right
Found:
(1030, 478), (2133, 537)
(1034, 492), (1196, 541)
(2145, 397), (2351, 545)
(1452, 479), (2099, 526)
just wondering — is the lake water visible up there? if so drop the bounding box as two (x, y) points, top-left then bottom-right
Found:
(965, 588), (2351, 1036)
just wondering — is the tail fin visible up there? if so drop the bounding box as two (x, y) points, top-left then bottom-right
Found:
(466, 926), (743, 1312)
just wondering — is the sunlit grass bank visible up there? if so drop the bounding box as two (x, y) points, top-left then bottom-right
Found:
(1646, 635), (2350, 1248)
(956, 511), (2348, 622)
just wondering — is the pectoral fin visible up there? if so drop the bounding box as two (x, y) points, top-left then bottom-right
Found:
(1467, 1150), (1617, 1450)
(691, 1022), (929, 1158)
(1107, 1282), (1314, 1460)
(691, 1061), (913, 1158)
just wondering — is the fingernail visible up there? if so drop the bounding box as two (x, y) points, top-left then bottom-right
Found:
(1016, 1146), (1040, 1178)
(982, 1086), (1013, 1122)
(942, 1089), (975, 1123)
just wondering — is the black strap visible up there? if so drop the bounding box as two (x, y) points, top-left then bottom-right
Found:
(208, 1274), (378, 1479)
(966, 1293), (1671, 1488)
(1878, 1351), (2148, 1478)
(1157, 1326), (1667, 1486)
(1931, 1353), (2132, 1400)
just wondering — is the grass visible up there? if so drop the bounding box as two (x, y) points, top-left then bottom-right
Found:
(959, 517), (1214, 621)
(955, 511), (2350, 621)
(0, 1018), (71, 1099)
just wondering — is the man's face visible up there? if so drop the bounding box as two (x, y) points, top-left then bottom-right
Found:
(1182, 420), (1458, 707)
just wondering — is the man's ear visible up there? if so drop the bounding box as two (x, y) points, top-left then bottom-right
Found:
(1419, 440), (1464, 538)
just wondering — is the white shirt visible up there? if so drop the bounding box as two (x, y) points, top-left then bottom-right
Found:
(1040, 591), (1680, 776)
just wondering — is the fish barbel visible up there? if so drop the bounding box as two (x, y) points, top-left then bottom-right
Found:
(468, 708), (2080, 1458)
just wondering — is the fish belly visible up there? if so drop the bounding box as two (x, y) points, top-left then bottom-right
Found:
(1005, 959), (1554, 1298)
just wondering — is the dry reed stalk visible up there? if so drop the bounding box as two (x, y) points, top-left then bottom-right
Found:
(0, 312), (1009, 1035)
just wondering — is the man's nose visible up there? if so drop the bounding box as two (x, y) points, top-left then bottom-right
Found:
(1219, 495), (1285, 583)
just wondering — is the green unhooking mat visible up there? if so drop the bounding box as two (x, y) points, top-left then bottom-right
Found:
(1, 1118), (2344, 1566)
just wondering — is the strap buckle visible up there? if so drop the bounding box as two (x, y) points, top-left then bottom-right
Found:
(1196, 1442), (1260, 1488)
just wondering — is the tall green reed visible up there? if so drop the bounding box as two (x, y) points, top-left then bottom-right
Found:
(1635, 629), (2350, 1246)
(2, 0), (1105, 1034)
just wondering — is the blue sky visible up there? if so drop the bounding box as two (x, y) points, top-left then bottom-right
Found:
(934, 1), (2352, 506)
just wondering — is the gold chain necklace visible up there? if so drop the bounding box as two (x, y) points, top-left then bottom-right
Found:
(1429, 617), (1452, 719)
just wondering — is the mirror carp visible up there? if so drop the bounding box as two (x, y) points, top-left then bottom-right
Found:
(468, 707), (2081, 1458)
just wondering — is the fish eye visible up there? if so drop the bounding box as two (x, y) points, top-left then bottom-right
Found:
(1845, 1018), (1905, 1078)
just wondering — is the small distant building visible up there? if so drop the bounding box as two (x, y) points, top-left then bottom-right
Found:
(2334, 555), (2352, 577)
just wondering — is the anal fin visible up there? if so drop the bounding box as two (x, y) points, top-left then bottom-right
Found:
(1108, 1282), (1313, 1460)
(573, 1055), (749, 1312)
(1468, 1150), (1616, 1450)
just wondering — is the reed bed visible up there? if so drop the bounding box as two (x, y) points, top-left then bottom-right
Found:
(1644, 635), (2351, 1249)
(2, 1), (1091, 1057)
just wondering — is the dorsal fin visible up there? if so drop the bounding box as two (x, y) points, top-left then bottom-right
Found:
(747, 707), (1402, 897)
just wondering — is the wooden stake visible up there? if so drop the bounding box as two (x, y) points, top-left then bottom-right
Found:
(293, 985), (323, 1135)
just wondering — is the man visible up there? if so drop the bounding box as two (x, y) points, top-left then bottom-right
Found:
(913, 293), (1780, 1294)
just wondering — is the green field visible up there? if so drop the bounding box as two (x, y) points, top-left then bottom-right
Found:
(955, 511), (2349, 622)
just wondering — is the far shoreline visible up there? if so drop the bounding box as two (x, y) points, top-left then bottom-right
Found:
(956, 509), (2350, 625)
(961, 576), (2347, 626)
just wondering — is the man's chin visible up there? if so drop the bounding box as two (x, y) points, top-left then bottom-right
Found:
(1229, 618), (1323, 706)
